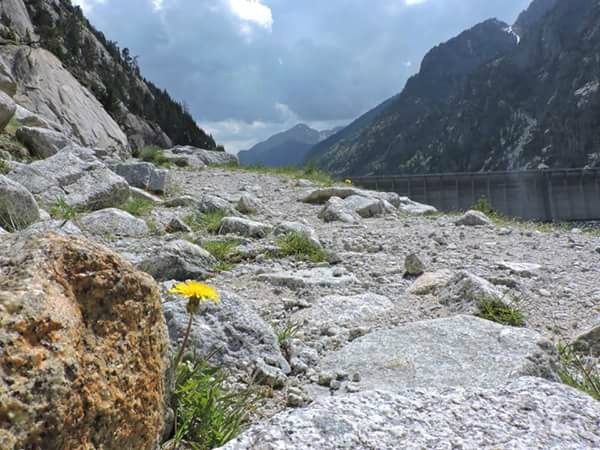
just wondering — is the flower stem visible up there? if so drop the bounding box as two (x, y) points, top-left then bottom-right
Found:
(174, 313), (193, 369)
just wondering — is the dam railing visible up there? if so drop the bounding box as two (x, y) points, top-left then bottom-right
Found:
(350, 168), (600, 222)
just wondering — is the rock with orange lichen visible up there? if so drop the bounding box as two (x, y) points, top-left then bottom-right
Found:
(0, 232), (170, 450)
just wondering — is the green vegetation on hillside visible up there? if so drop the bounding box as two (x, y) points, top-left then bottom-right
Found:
(24, 0), (216, 150)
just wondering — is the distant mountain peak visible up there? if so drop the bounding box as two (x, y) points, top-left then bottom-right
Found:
(514, 0), (560, 35)
(239, 123), (342, 167)
(310, 0), (599, 176)
(292, 123), (311, 130)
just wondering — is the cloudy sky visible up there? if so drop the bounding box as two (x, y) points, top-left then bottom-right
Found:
(75, 0), (531, 153)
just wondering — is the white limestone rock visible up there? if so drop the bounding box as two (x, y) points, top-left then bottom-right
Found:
(162, 287), (289, 376)
(455, 210), (492, 226)
(318, 196), (361, 223)
(7, 146), (129, 211)
(0, 175), (40, 231)
(222, 377), (600, 450)
(110, 162), (170, 193)
(15, 126), (71, 159)
(257, 267), (358, 289)
(79, 208), (149, 237)
(218, 217), (273, 238)
(0, 46), (128, 153)
(408, 270), (454, 295)
(318, 315), (558, 393)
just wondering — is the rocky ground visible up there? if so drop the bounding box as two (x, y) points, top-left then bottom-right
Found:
(2, 156), (600, 449)
(179, 167), (600, 339)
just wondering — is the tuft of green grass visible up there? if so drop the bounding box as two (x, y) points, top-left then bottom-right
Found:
(4, 117), (20, 136)
(557, 343), (600, 401)
(0, 159), (9, 175)
(275, 320), (301, 348)
(471, 195), (496, 216)
(202, 239), (240, 272)
(184, 210), (229, 234)
(48, 197), (79, 221)
(145, 217), (164, 237)
(0, 120), (28, 161)
(119, 197), (154, 217)
(276, 232), (326, 263)
(165, 360), (259, 450)
(140, 146), (171, 167)
(476, 297), (526, 327)
(0, 210), (26, 232)
(214, 163), (334, 186)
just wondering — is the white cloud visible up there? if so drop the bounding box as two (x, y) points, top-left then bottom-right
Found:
(227, 0), (273, 30)
(71, 0), (106, 13)
(71, 0), (91, 12)
(405, 0), (428, 5)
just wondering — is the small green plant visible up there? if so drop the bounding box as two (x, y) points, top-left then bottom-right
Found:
(557, 343), (600, 401)
(4, 117), (19, 136)
(202, 239), (240, 272)
(145, 217), (164, 236)
(184, 210), (228, 234)
(276, 232), (326, 263)
(0, 210), (24, 232)
(476, 297), (526, 327)
(49, 197), (79, 221)
(0, 159), (9, 175)
(140, 146), (171, 167)
(471, 195), (496, 216)
(119, 197), (154, 217)
(275, 320), (301, 348)
(166, 360), (259, 450)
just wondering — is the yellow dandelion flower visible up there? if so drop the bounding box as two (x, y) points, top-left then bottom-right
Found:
(169, 281), (220, 303)
(344, 179), (352, 185)
(169, 281), (220, 368)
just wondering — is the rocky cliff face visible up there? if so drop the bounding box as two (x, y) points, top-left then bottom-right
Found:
(0, 0), (215, 153)
(310, 0), (600, 176)
(2, 45), (128, 150)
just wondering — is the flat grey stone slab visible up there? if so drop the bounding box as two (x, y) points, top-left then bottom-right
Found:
(257, 267), (358, 289)
(222, 377), (600, 450)
(319, 315), (558, 392)
(292, 293), (395, 330)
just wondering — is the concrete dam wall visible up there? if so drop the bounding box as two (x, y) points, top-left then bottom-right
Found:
(350, 169), (600, 222)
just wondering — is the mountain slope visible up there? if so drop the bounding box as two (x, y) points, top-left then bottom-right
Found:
(312, 0), (600, 176)
(305, 94), (399, 166)
(0, 0), (216, 152)
(239, 124), (341, 167)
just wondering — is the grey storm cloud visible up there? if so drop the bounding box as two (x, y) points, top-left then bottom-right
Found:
(78, 0), (531, 151)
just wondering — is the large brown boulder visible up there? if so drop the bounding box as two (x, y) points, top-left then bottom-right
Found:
(0, 233), (170, 450)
